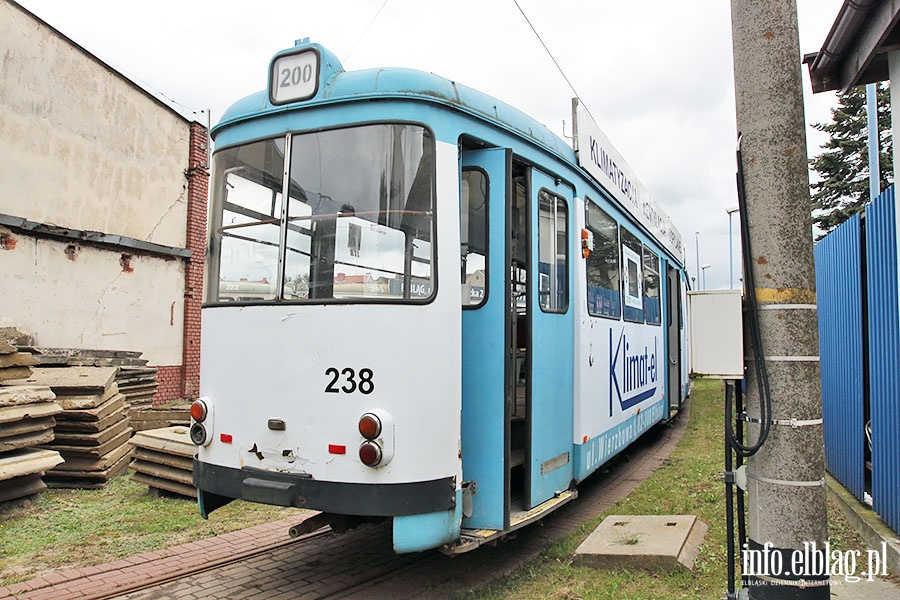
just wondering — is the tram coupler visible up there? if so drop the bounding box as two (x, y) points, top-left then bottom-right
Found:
(288, 513), (381, 537)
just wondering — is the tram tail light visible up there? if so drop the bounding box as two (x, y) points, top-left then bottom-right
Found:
(190, 423), (208, 446)
(190, 397), (214, 447)
(356, 409), (394, 468)
(359, 441), (383, 467)
(358, 413), (382, 439)
(190, 399), (208, 422)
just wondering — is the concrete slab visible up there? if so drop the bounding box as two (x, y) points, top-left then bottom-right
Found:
(0, 384), (55, 408)
(58, 391), (124, 420)
(0, 400), (61, 424)
(130, 426), (195, 458)
(0, 448), (64, 480)
(6, 366), (118, 397)
(573, 514), (708, 571)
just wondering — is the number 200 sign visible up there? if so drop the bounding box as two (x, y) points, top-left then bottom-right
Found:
(270, 49), (318, 104)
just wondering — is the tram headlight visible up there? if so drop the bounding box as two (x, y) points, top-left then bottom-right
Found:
(359, 441), (383, 467)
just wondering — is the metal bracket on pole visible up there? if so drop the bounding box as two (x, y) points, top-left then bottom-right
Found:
(746, 469), (825, 488)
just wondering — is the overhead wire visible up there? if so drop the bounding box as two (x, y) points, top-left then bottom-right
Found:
(512, 0), (596, 123)
(344, 0), (390, 64)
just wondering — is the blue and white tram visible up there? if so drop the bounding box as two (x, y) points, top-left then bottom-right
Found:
(191, 40), (690, 554)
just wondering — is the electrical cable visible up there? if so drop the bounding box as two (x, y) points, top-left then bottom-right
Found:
(343, 0), (390, 64)
(727, 133), (773, 457)
(512, 1), (584, 108)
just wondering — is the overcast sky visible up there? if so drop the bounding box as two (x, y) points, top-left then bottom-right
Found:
(17, 0), (847, 291)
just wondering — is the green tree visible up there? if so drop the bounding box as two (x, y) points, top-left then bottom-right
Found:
(809, 82), (892, 234)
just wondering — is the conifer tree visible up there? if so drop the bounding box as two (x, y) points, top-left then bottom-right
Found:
(809, 82), (892, 234)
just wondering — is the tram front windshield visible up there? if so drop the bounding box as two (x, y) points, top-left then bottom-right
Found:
(206, 124), (435, 304)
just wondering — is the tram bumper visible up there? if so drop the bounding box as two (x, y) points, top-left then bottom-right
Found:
(193, 459), (457, 518)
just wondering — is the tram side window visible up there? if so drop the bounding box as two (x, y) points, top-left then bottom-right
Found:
(585, 201), (621, 319)
(643, 248), (661, 325)
(538, 190), (568, 313)
(461, 169), (488, 307)
(208, 139), (286, 302)
(621, 228), (644, 323)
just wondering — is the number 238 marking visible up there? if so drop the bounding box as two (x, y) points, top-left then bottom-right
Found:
(325, 367), (374, 394)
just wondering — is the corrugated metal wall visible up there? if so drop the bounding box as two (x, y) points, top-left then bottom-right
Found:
(864, 186), (900, 534)
(815, 186), (900, 535)
(815, 213), (865, 501)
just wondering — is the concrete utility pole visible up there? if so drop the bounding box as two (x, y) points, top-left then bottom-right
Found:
(730, 1), (829, 598)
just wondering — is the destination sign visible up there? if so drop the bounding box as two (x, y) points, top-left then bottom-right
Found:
(572, 99), (684, 262)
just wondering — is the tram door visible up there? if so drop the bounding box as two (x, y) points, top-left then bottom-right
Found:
(526, 168), (574, 508)
(666, 264), (683, 412)
(460, 148), (512, 530)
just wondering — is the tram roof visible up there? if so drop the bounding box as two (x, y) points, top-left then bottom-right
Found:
(213, 43), (576, 164)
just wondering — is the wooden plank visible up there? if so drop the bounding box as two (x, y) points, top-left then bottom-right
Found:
(51, 443), (133, 472)
(0, 428), (55, 453)
(56, 392), (124, 421)
(130, 427), (194, 458)
(0, 448), (64, 480)
(0, 415), (55, 438)
(131, 472), (196, 499)
(55, 405), (128, 433)
(0, 473), (46, 503)
(6, 366), (118, 395)
(0, 400), (62, 424)
(51, 418), (130, 446)
(43, 428), (132, 457)
(132, 447), (193, 472)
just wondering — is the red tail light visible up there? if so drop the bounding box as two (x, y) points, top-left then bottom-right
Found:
(358, 413), (382, 439)
(190, 400), (208, 422)
(359, 441), (383, 467)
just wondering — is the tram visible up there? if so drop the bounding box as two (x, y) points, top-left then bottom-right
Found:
(191, 39), (690, 554)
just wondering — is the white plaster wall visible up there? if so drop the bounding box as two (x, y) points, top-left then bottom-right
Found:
(0, 1), (190, 248)
(0, 234), (185, 365)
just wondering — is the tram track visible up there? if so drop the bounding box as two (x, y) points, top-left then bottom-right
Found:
(87, 527), (334, 600)
(30, 406), (686, 600)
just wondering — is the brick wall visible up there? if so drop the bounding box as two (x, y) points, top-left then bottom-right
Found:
(152, 121), (209, 405)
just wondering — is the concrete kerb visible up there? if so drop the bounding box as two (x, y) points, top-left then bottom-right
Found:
(826, 474), (900, 576)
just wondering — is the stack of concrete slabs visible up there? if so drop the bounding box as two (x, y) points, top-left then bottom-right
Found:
(15, 367), (133, 489)
(0, 448), (65, 503)
(129, 426), (196, 498)
(0, 384), (64, 504)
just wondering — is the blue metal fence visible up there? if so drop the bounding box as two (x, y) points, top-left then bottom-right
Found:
(815, 185), (900, 535)
(864, 186), (900, 534)
(815, 213), (865, 502)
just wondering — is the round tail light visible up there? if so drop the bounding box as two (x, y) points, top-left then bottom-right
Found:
(190, 422), (208, 446)
(358, 413), (382, 439)
(359, 441), (383, 467)
(190, 399), (208, 422)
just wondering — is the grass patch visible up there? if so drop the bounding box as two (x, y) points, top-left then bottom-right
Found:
(0, 476), (299, 585)
(455, 379), (884, 599)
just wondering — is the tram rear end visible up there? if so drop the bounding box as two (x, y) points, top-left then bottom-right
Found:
(192, 58), (463, 551)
